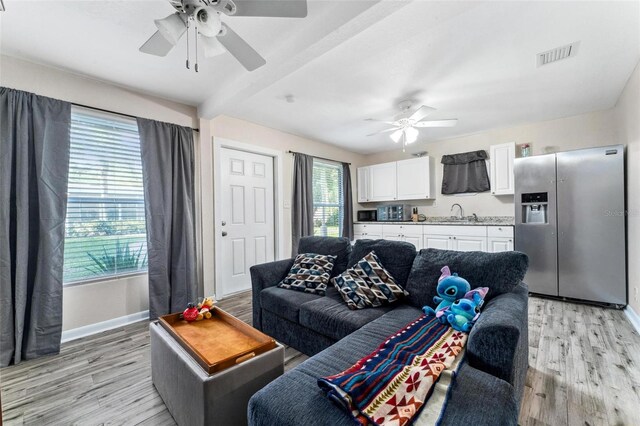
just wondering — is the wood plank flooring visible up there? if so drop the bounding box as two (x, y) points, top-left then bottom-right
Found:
(1, 293), (639, 425)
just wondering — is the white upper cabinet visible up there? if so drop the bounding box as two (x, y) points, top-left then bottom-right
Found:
(357, 166), (370, 203)
(368, 162), (397, 201)
(396, 157), (434, 200)
(490, 142), (516, 195)
(358, 157), (434, 202)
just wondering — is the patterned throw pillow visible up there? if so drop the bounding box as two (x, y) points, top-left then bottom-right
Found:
(278, 253), (337, 295)
(332, 251), (409, 310)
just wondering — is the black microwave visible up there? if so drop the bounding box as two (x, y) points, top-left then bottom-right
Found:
(357, 210), (377, 222)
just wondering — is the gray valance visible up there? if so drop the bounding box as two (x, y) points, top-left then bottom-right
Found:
(441, 150), (490, 194)
(0, 87), (71, 366)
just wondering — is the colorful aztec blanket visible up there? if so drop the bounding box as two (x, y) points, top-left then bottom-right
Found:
(318, 315), (467, 426)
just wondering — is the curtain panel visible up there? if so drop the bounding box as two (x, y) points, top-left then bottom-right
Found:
(291, 153), (314, 256)
(341, 163), (354, 240)
(137, 118), (197, 320)
(0, 87), (71, 367)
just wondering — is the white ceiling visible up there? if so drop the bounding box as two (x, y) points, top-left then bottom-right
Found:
(1, 1), (639, 154)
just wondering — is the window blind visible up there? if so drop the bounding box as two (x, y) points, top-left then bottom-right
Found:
(63, 106), (148, 284)
(312, 159), (344, 238)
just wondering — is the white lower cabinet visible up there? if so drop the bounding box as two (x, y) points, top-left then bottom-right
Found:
(355, 223), (514, 253)
(382, 224), (423, 249)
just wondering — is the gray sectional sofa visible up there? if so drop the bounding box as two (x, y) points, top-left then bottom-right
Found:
(248, 236), (529, 425)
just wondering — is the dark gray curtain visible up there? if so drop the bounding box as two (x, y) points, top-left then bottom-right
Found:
(341, 163), (354, 240)
(0, 87), (71, 367)
(441, 150), (490, 194)
(137, 118), (197, 320)
(291, 153), (314, 256)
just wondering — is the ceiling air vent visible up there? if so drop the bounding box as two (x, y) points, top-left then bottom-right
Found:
(537, 42), (580, 67)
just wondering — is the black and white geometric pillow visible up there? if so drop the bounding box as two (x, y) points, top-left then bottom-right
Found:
(277, 253), (337, 295)
(332, 251), (409, 310)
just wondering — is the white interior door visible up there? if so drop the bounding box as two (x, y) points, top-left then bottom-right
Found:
(220, 148), (275, 296)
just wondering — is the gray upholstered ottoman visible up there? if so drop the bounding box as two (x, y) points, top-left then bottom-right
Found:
(150, 322), (284, 426)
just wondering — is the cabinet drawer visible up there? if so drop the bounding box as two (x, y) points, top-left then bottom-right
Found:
(354, 224), (383, 235)
(487, 226), (514, 238)
(424, 225), (487, 237)
(382, 224), (423, 237)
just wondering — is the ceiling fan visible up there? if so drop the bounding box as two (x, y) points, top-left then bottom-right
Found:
(139, 0), (307, 72)
(366, 100), (458, 150)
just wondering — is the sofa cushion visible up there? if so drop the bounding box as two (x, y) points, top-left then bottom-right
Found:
(332, 251), (409, 310)
(298, 288), (395, 341)
(260, 286), (322, 323)
(348, 239), (417, 287)
(278, 253), (337, 295)
(298, 236), (352, 277)
(404, 248), (529, 309)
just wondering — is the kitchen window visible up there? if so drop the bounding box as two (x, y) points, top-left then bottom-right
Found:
(312, 159), (343, 238)
(63, 106), (147, 284)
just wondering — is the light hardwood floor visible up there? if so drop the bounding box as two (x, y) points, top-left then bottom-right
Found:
(1, 293), (639, 425)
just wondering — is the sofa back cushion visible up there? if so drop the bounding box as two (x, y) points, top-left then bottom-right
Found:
(348, 240), (417, 287)
(298, 236), (352, 277)
(404, 248), (529, 309)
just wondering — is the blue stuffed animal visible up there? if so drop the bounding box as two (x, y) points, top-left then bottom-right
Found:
(422, 266), (470, 321)
(446, 292), (484, 332)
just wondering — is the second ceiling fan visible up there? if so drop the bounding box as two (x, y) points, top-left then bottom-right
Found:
(139, 0), (307, 72)
(367, 100), (458, 150)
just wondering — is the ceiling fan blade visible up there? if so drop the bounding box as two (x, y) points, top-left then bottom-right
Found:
(409, 105), (436, 122)
(366, 127), (401, 137)
(414, 119), (458, 128)
(139, 31), (175, 57)
(365, 118), (397, 125)
(225, 0), (307, 17)
(218, 23), (266, 71)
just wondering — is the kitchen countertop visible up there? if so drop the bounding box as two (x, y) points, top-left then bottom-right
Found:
(355, 216), (515, 226)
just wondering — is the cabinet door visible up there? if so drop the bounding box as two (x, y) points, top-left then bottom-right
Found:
(403, 234), (422, 250)
(488, 237), (513, 253)
(453, 236), (487, 252)
(369, 162), (397, 201)
(353, 233), (366, 242)
(367, 233), (382, 240)
(396, 157), (432, 200)
(490, 142), (515, 195)
(357, 167), (370, 203)
(424, 235), (452, 250)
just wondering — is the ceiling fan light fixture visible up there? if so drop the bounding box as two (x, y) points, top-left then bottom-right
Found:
(390, 130), (403, 143)
(154, 13), (187, 45)
(405, 127), (419, 144)
(195, 7), (222, 37)
(200, 34), (227, 58)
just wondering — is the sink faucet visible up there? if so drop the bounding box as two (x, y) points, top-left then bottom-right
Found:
(472, 213), (479, 222)
(451, 203), (464, 219)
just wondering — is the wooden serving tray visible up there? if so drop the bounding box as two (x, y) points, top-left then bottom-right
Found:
(158, 307), (277, 374)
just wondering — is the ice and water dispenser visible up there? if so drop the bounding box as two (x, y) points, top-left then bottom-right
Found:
(521, 192), (548, 224)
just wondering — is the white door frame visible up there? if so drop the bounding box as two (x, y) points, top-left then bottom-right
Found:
(212, 137), (285, 299)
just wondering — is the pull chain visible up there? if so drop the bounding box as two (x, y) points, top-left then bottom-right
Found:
(194, 25), (199, 73)
(185, 18), (190, 69)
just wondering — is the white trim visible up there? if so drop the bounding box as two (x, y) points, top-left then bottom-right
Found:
(624, 305), (640, 335)
(212, 137), (285, 299)
(61, 310), (149, 343)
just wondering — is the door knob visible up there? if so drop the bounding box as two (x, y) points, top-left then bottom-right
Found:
(222, 231), (228, 237)
(222, 221), (226, 226)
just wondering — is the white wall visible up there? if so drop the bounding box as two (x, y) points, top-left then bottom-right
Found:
(210, 115), (367, 261)
(614, 61), (640, 314)
(0, 55), (199, 331)
(362, 109), (618, 217)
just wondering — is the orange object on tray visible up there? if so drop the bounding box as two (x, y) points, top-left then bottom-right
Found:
(158, 307), (277, 374)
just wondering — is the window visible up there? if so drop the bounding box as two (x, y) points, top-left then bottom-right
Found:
(312, 159), (344, 238)
(63, 106), (147, 284)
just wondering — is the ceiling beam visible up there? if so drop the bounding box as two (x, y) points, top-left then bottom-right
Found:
(197, 0), (412, 119)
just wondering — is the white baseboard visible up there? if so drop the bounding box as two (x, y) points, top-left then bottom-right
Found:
(624, 305), (640, 335)
(61, 310), (149, 343)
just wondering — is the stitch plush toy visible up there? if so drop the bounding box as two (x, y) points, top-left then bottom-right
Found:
(446, 290), (487, 332)
(422, 266), (470, 321)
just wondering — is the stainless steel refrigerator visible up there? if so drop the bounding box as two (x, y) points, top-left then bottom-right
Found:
(514, 145), (626, 306)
